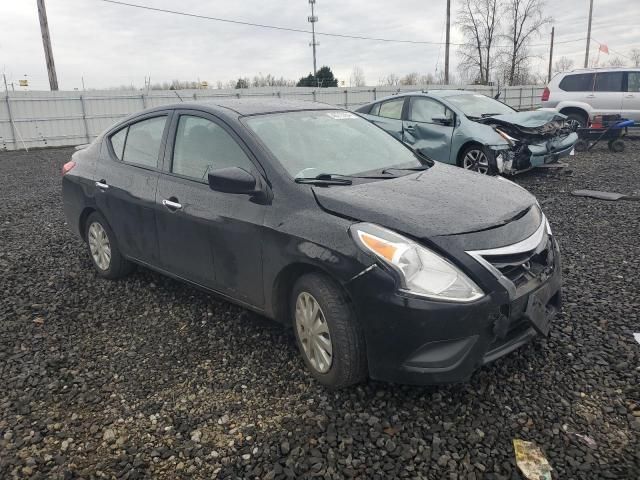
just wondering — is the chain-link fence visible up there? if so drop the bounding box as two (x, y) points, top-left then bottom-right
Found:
(0, 84), (544, 151)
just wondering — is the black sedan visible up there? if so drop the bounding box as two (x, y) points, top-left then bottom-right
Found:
(62, 99), (561, 388)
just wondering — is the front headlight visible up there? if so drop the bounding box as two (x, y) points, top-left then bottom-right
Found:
(351, 223), (484, 302)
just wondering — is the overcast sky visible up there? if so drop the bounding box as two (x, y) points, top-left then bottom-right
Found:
(1, 0), (638, 90)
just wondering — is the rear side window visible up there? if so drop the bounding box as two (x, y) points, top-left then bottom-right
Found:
(172, 115), (253, 180)
(628, 72), (640, 92)
(378, 98), (404, 119)
(594, 72), (624, 92)
(558, 73), (595, 92)
(122, 117), (167, 168)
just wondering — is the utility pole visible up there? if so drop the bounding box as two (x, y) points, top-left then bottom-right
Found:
(308, 0), (319, 85)
(548, 27), (555, 82)
(584, 0), (593, 68)
(444, 0), (451, 84)
(37, 0), (59, 90)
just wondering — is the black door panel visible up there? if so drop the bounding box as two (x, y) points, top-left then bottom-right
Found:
(94, 152), (160, 264)
(155, 110), (266, 307)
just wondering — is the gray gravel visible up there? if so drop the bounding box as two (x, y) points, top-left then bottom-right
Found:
(1, 142), (639, 479)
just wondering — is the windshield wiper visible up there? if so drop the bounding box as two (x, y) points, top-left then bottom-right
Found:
(381, 165), (431, 175)
(295, 173), (353, 185)
(481, 113), (502, 118)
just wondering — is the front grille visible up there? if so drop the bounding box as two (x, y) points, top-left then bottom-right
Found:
(482, 238), (554, 288)
(467, 218), (555, 293)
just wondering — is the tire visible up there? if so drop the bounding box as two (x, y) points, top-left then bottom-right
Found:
(574, 139), (589, 153)
(290, 273), (367, 388)
(84, 212), (134, 279)
(609, 139), (625, 153)
(458, 145), (496, 175)
(564, 111), (588, 128)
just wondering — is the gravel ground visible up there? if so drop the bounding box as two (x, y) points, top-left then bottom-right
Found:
(1, 142), (639, 480)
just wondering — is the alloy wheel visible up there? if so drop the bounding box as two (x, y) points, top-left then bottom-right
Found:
(295, 292), (333, 374)
(88, 222), (111, 271)
(463, 149), (490, 174)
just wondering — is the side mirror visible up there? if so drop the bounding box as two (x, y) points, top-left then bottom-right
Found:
(432, 114), (453, 126)
(208, 167), (258, 194)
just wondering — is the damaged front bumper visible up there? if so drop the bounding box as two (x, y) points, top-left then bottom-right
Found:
(493, 132), (578, 175)
(345, 234), (562, 385)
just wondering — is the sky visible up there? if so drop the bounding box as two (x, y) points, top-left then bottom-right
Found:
(1, 0), (639, 91)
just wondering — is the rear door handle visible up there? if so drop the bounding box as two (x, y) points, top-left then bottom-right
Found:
(587, 94), (595, 98)
(162, 198), (182, 210)
(95, 180), (109, 190)
(625, 94), (635, 98)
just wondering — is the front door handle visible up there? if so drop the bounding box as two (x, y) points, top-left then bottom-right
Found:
(95, 180), (109, 190)
(162, 198), (183, 210)
(587, 94), (595, 98)
(625, 94), (635, 98)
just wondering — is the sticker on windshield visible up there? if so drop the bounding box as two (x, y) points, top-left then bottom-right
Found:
(326, 112), (357, 120)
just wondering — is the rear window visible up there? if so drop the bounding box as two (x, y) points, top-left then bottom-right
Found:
(559, 73), (595, 92)
(594, 72), (624, 92)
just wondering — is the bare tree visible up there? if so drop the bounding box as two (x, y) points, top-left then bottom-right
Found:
(350, 66), (366, 87)
(400, 72), (420, 85)
(418, 73), (435, 85)
(629, 49), (640, 67)
(501, 0), (551, 85)
(380, 74), (400, 86)
(458, 0), (500, 84)
(608, 57), (626, 67)
(554, 56), (575, 73)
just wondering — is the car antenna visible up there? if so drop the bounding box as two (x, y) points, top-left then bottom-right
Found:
(174, 90), (184, 102)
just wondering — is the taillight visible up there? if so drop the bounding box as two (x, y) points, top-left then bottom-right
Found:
(541, 87), (550, 102)
(62, 161), (76, 175)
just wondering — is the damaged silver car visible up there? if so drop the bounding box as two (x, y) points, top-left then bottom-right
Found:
(356, 90), (579, 175)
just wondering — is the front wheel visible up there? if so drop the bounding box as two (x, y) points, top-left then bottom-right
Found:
(458, 145), (495, 175)
(291, 273), (367, 388)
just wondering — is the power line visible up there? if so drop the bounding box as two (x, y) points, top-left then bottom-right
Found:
(97, 0), (585, 49)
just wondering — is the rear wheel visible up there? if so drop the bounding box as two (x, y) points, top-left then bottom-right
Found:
(291, 273), (367, 388)
(85, 212), (133, 279)
(563, 111), (588, 128)
(458, 145), (495, 175)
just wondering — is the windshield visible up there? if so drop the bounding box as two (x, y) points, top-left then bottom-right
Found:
(446, 94), (515, 118)
(245, 110), (424, 179)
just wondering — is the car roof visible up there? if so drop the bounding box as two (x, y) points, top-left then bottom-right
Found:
(371, 89), (487, 104)
(141, 98), (338, 117)
(559, 67), (640, 75)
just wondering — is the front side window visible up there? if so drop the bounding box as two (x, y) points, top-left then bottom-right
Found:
(628, 72), (640, 92)
(445, 94), (514, 119)
(594, 72), (624, 92)
(172, 115), (253, 180)
(559, 73), (595, 92)
(409, 97), (452, 123)
(246, 110), (424, 179)
(378, 98), (405, 119)
(116, 116), (167, 168)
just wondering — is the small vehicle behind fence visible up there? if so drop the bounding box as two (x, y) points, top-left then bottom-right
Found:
(574, 114), (635, 153)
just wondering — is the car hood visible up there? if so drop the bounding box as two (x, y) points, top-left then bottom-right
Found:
(478, 110), (566, 128)
(312, 163), (537, 240)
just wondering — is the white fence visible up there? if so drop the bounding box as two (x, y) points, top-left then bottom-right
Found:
(0, 85), (544, 151)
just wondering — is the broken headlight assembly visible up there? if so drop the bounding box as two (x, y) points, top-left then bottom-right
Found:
(350, 223), (484, 302)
